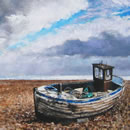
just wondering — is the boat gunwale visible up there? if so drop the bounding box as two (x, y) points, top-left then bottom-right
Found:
(35, 76), (124, 104)
(36, 87), (123, 104)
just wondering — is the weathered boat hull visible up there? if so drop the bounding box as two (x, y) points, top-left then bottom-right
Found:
(33, 76), (125, 120)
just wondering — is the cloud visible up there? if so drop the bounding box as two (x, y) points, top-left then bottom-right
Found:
(0, 52), (130, 76)
(112, 0), (130, 6)
(44, 32), (130, 57)
(88, 0), (130, 7)
(0, 0), (88, 51)
(18, 15), (130, 57)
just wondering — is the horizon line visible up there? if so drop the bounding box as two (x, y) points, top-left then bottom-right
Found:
(0, 75), (130, 80)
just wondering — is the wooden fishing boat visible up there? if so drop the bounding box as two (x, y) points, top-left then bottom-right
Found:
(33, 63), (125, 120)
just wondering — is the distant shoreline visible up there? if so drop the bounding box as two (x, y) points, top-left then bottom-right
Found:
(0, 75), (130, 80)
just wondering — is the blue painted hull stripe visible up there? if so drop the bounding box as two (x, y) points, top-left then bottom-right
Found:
(109, 88), (122, 96)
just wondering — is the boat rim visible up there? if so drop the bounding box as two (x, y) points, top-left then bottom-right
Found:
(35, 75), (125, 104)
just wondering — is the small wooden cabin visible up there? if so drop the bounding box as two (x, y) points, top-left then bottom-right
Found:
(93, 63), (114, 92)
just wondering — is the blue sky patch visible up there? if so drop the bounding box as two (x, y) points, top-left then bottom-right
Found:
(8, 42), (26, 50)
(118, 10), (130, 17)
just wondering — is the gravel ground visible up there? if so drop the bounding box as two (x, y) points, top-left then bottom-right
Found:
(0, 80), (129, 130)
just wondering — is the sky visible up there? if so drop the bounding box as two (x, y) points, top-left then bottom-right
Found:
(0, 0), (130, 77)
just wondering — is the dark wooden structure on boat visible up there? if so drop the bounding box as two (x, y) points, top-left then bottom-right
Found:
(93, 63), (114, 92)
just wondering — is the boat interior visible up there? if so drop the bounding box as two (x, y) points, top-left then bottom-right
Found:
(38, 75), (123, 100)
(44, 79), (122, 99)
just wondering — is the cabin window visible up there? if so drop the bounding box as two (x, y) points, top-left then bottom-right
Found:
(99, 69), (103, 79)
(95, 68), (103, 79)
(105, 70), (111, 80)
(95, 68), (99, 78)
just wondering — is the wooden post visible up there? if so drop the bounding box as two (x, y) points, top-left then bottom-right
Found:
(60, 83), (62, 93)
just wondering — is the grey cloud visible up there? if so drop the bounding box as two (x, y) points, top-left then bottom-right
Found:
(45, 32), (130, 57)
(0, 0), (33, 22)
(0, 0), (60, 23)
(0, 0), (32, 48)
(0, 0), (45, 50)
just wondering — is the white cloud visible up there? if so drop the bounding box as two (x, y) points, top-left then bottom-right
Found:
(112, 0), (130, 6)
(25, 0), (88, 31)
(0, 0), (88, 52)
(21, 0), (87, 31)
